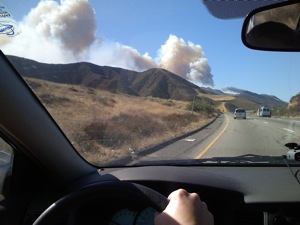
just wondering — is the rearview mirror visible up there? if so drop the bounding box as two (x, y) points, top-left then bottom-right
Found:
(242, 1), (300, 51)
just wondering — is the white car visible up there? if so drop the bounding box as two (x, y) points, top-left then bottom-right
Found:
(234, 108), (247, 119)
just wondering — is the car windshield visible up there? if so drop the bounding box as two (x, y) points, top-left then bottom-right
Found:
(1, 0), (300, 167)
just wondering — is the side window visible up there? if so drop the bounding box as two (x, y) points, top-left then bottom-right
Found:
(0, 138), (13, 201)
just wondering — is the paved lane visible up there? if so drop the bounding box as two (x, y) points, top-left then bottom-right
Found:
(138, 113), (300, 161)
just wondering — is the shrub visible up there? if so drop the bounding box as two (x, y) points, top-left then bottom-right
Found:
(187, 99), (215, 114)
(83, 113), (166, 149)
(162, 100), (175, 107)
(39, 93), (70, 105)
(163, 113), (198, 130)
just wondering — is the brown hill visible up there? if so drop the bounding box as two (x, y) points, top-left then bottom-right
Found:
(223, 87), (287, 108)
(7, 55), (205, 101)
(23, 77), (213, 164)
(130, 68), (202, 100)
(7, 55), (287, 106)
(288, 92), (300, 110)
(271, 92), (300, 117)
(200, 94), (261, 112)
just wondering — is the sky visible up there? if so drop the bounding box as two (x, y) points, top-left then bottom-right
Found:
(0, 0), (300, 102)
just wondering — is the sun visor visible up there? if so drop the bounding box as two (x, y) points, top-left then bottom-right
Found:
(203, 0), (288, 19)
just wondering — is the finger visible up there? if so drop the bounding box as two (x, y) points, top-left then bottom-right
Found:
(189, 192), (201, 201)
(167, 188), (188, 200)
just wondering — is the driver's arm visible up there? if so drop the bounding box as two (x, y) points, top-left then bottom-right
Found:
(154, 189), (214, 225)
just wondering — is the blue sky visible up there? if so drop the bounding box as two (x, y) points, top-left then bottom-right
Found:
(1, 0), (300, 102)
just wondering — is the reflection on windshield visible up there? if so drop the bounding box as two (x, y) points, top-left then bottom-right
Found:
(1, 0), (300, 166)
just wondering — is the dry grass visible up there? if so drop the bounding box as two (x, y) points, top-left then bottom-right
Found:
(199, 94), (236, 102)
(199, 93), (261, 112)
(25, 78), (215, 165)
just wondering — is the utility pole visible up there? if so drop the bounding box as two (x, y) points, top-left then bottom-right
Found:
(191, 95), (195, 115)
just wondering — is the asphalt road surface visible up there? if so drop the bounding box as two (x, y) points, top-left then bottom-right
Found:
(138, 113), (300, 161)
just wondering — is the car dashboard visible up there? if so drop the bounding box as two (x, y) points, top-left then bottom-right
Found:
(21, 165), (300, 225)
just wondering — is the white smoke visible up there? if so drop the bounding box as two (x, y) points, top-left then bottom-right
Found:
(25, 0), (96, 54)
(88, 42), (157, 72)
(0, 0), (214, 87)
(158, 35), (214, 86)
(222, 87), (242, 95)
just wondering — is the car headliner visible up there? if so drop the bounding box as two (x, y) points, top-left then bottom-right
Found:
(203, 0), (288, 19)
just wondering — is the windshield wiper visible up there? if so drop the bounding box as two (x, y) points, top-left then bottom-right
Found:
(126, 154), (285, 166)
(195, 154), (284, 164)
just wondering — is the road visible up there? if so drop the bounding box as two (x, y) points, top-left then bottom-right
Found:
(137, 113), (300, 161)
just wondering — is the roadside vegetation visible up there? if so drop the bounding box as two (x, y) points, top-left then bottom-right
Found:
(272, 106), (300, 117)
(272, 92), (300, 117)
(25, 78), (217, 165)
(186, 97), (216, 114)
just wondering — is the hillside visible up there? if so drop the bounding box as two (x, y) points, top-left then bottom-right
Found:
(288, 92), (300, 110)
(223, 87), (287, 108)
(272, 92), (300, 117)
(7, 55), (287, 108)
(8, 55), (206, 101)
(130, 68), (202, 100)
(24, 77), (214, 165)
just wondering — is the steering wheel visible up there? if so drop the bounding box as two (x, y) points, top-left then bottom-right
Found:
(33, 181), (169, 225)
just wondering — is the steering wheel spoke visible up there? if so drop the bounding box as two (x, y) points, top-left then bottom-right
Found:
(33, 181), (168, 225)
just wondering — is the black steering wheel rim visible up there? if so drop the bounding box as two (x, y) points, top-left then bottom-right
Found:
(33, 181), (169, 225)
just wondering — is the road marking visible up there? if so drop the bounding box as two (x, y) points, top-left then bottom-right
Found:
(195, 114), (230, 159)
(263, 122), (268, 124)
(185, 139), (196, 142)
(283, 128), (294, 133)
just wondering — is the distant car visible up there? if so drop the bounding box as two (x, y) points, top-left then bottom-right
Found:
(234, 108), (246, 119)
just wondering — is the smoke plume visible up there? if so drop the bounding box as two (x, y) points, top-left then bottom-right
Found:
(25, 0), (96, 54)
(158, 35), (214, 86)
(1, 0), (214, 87)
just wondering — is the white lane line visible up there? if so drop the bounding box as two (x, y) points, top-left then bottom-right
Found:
(184, 139), (196, 142)
(263, 122), (268, 124)
(283, 128), (295, 133)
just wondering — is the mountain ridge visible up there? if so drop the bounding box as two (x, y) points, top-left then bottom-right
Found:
(8, 55), (205, 101)
(222, 87), (287, 108)
(7, 55), (287, 107)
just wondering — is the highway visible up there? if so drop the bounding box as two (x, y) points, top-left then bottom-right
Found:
(137, 113), (300, 161)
